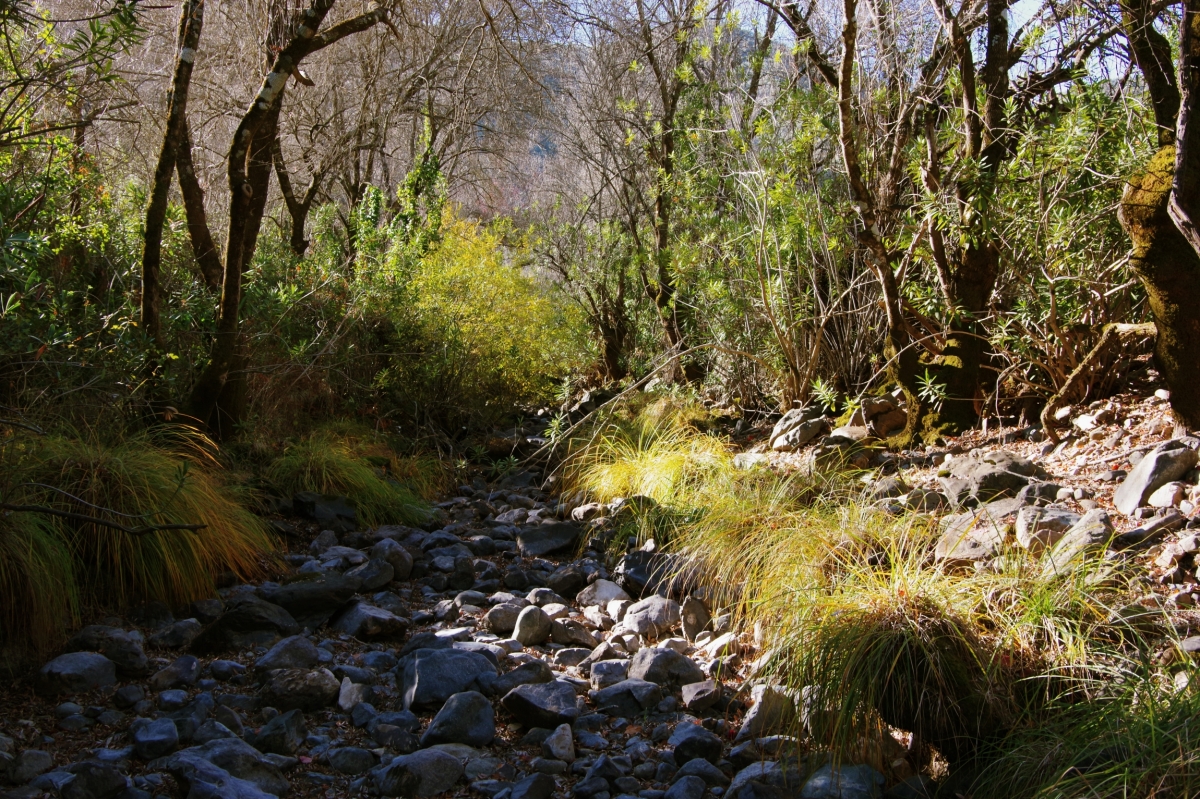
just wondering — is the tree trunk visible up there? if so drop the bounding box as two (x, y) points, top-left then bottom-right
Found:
(273, 135), (319, 256)
(141, 0), (204, 346)
(185, 0), (390, 436)
(176, 117), (224, 290)
(1121, 146), (1200, 430)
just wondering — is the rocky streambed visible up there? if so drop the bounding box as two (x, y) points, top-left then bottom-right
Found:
(0, 471), (892, 799)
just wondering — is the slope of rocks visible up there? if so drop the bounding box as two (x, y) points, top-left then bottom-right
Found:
(0, 473), (894, 799)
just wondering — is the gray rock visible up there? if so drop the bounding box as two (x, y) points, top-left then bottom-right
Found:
(483, 604), (523, 634)
(192, 598), (225, 624)
(131, 717), (180, 759)
(149, 655), (201, 691)
(670, 723), (723, 765)
(257, 572), (360, 630)
(501, 681), (581, 728)
(772, 418), (829, 452)
(250, 709), (306, 755)
(192, 596), (300, 653)
(934, 498), (1024, 566)
(398, 648), (497, 710)
(590, 660), (630, 690)
(681, 681), (720, 712)
(509, 772), (556, 799)
(676, 758), (731, 787)
(151, 737), (289, 798)
(1015, 507), (1081, 553)
(621, 596), (681, 638)
(665, 775), (707, 799)
(39, 652), (117, 695)
(210, 660), (246, 682)
(490, 660), (554, 696)
(149, 619), (203, 649)
(331, 603), (408, 640)
(260, 668), (339, 712)
(514, 606), (552, 646)
(680, 597), (710, 641)
(420, 691), (495, 747)
(65, 626), (149, 676)
(7, 750), (53, 784)
(940, 449), (1045, 503)
(59, 761), (129, 799)
(516, 522), (581, 557)
(800, 763), (885, 799)
(736, 685), (797, 741)
(542, 723), (575, 762)
(1043, 509), (1115, 577)
(577, 580), (631, 608)
(338, 676), (371, 712)
(628, 648), (705, 687)
(374, 748), (464, 797)
(194, 720), (237, 744)
(590, 679), (663, 716)
(371, 538), (414, 580)
(255, 636), (319, 672)
(328, 747), (376, 775)
(1114, 441), (1199, 515)
(346, 558), (395, 591)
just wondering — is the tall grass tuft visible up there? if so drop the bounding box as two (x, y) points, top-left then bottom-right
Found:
(0, 511), (77, 652)
(564, 398), (1150, 777)
(12, 428), (277, 609)
(266, 431), (431, 526)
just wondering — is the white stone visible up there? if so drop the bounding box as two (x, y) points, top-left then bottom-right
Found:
(607, 599), (632, 621)
(577, 580), (631, 607)
(1149, 482), (1187, 508)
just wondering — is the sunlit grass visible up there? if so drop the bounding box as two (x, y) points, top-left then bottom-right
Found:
(266, 430), (431, 526)
(0, 511), (77, 652)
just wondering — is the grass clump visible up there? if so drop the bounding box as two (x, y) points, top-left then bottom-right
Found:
(0, 511), (77, 652)
(266, 429), (431, 526)
(11, 428), (277, 609)
(563, 398), (1162, 786)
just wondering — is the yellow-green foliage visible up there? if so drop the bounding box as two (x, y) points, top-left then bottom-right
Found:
(266, 430), (430, 526)
(410, 215), (587, 400)
(13, 430), (276, 610)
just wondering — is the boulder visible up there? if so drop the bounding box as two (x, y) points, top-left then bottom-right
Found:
(1114, 441), (1199, 515)
(149, 619), (203, 649)
(501, 681), (581, 728)
(589, 659), (630, 690)
(345, 558), (395, 591)
(666, 775), (708, 799)
(250, 709), (306, 755)
(191, 596), (300, 652)
(256, 572), (360, 629)
(800, 763), (885, 799)
(1015, 507), (1082, 553)
(629, 647), (705, 687)
(1043, 509), (1114, 577)
(934, 498), (1024, 566)
(736, 685), (797, 741)
(589, 679), (662, 716)
(260, 668), (339, 712)
(489, 659), (554, 696)
(681, 680), (721, 712)
(670, 723), (723, 765)
(328, 747), (377, 775)
(131, 717), (179, 759)
(772, 419), (829, 452)
(374, 748), (464, 797)
(254, 635), (319, 672)
(39, 653), (117, 695)
(542, 723), (575, 762)
(939, 449), (1045, 503)
(483, 604), (523, 634)
(151, 737), (289, 798)
(676, 758), (731, 787)
(514, 606), (552, 645)
(6, 750), (53, 784)
(59, 762), (129, 799)
(397, 648), (498, 711)
(331, 603), (408, 640)
(420, 691), (495, 747)
(680, 597), (711, 641)
(516, 522), (581, 557)
(65, 626), (148, 676)
(621, 595), (681, 638)
(149, 655), (201, 690)
(371, 538), (414, 580)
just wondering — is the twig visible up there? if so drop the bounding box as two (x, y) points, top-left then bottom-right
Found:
(0, 503), (205, 536)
